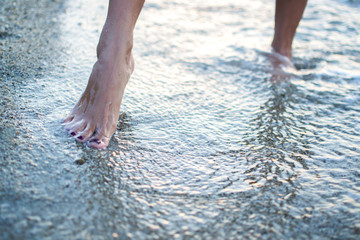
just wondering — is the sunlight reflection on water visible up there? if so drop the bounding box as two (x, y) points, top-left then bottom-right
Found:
(1, 0), (360, 239)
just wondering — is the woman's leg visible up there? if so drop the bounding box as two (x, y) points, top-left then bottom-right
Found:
(64, 0), (145, 149)
(271, 0), (307, 59)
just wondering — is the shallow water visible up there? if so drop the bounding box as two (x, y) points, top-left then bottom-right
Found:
(1, 0), (360, 239)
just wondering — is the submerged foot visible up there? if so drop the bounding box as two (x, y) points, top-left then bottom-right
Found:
(265, 49), (297, 82)
(63, 49), (134, 149)
(269, 49), (294, 69)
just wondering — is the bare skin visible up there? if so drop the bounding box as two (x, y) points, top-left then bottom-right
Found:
(272, 0), (308, 59)
(269, 0), (307, 72)
(63, 0), (144, 149)
(64, 0), (307, 149)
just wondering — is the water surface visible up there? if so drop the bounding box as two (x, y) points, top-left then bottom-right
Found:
(1, 0), (360, 239)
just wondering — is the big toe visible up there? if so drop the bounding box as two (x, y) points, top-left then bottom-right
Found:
(87, 136), (110, 149)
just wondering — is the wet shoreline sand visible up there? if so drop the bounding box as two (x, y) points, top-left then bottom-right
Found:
(1, 0), (360, 239)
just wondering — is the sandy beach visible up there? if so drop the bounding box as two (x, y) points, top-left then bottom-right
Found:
(1, 0), (360, 239)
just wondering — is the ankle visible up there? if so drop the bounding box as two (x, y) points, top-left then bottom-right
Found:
(96, 23), (134, 58)
(271, 42), (292, 59)
(96, 37), (133, 66)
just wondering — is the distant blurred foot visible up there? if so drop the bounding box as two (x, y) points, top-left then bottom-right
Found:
(269, 48), (295, 69)
(265, 49), (297, 82)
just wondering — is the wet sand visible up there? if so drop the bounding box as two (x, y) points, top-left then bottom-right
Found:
(1, 0), (360, 239)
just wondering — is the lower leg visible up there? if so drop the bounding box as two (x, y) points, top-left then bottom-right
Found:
(64, 0), (144, 149)
(271, 0), (307, 58)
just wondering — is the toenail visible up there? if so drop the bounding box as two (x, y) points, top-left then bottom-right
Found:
(77, 136), (83, 140)
(91, 139), (101, 144)
(71, 132), (76, 136)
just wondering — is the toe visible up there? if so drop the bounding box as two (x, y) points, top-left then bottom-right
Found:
(66, 120), (87, 137)
(87, 135), (110, 149)
(75, 124), (96, 143)
(63, 117), (78, 132)
(63, 122), (74, 132)
(63, 115), (74, 124)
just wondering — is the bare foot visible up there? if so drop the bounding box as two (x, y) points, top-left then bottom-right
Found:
(63, 0), (144, 149)
(268, 49), (297, 82)
(64, 44), (134, 149)
(269, 48), (294, 69)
